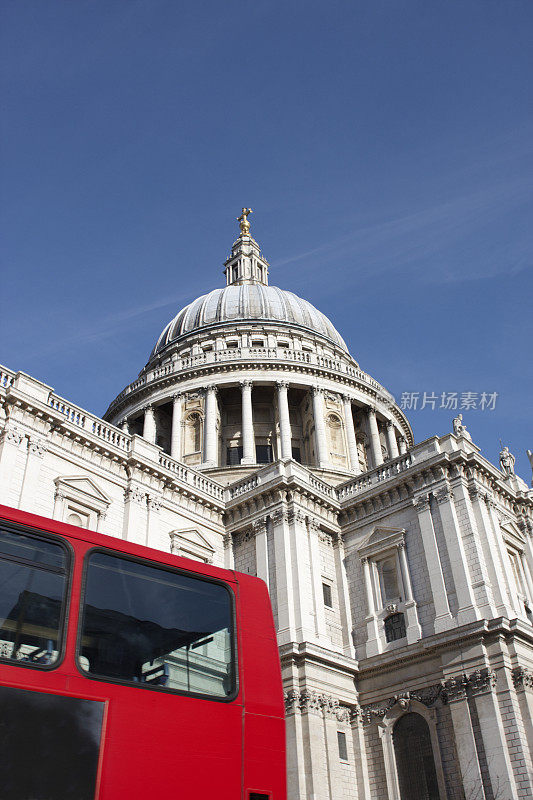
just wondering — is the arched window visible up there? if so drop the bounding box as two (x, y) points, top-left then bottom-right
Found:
(384, 612), (406, 642)
(393, 713), (440, 800)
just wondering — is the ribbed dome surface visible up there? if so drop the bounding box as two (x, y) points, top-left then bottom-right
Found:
(151, 284), (348, 356)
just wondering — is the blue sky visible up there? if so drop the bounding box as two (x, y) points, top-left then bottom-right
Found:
(2, 1), (532, 480)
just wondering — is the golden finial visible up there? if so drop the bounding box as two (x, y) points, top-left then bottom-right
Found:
(237, 207), (253, 235)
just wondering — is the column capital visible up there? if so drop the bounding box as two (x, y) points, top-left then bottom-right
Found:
(276, 380), (289, 390)
(341, 393), (353, 404)
(312, 386), (325, 397)
(252, 517), (268, 535)
(385, 419), (394, 429)
(435, 486), (454, 504)
(172, 391), (184, 401)
(240, 379), (253, 389)
(28, 437), (48, 458)
(413, 494), (431, 512)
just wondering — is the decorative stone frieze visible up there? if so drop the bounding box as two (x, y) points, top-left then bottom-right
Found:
(360, 685), (444, 725)
(283, 689), (354, 721)
(434, 486), (454, 504)
(442, 668), (497, 703)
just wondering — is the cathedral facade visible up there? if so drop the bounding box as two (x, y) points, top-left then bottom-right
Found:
(1, 214), (532, 799)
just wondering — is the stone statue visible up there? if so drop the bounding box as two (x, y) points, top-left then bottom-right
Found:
(452, 413), (472, 441)
(238, 207), (253, 235)
(499, 445), (515, 477)
(527, 450), (533, 486)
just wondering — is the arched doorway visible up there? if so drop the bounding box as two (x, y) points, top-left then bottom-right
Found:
(393, 713), (440, 800)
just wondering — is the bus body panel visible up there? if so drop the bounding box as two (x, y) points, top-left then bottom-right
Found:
(0, 505), (285, 800)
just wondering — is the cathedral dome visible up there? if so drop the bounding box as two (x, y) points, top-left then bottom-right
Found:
(151, 283), (349, 358)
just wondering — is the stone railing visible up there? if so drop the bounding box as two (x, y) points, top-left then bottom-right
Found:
(0, 366), (15, 389)
(337, 454), (414, 501)
(228, 474), (261, 498)
(109, 346), (394, 409)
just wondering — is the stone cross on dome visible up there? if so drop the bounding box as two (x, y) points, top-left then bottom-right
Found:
(224, 207), (269, 287)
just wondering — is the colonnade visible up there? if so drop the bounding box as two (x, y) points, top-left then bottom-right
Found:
(131, 381), (408, 471)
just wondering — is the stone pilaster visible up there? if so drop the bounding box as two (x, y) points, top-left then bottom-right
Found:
(413, 494), (454, 633)
(170, 393), (183, 459)
(311, 388), (329, 468)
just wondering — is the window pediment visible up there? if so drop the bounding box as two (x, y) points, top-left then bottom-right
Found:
(169, 528), (216, 564)
(359, 526), (405, 559)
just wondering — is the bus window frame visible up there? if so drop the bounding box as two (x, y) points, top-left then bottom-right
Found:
(75, 546), (240, 704)
(0, 520), (74, 673)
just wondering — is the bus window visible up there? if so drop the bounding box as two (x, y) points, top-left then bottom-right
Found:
(0, 527), (69, 667)
(78, 551), (236, 699)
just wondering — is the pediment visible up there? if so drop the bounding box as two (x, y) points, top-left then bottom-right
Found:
(169, 528), (216, 564)
(54, 475), (111, 506)
(359, 526), (405, 558)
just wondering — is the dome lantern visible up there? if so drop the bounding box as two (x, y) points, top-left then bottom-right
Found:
(223, 207), (269, 287)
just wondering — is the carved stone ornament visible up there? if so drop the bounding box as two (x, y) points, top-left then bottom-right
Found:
(435, 487), (453, 504)
(223, 533), (233, 550)
(442, 668), (497, 703)
(414, 495), (430, 512)
(512, 667), (533, 691)
(360, 685), (444, 725)
(283, 690), (354, 721)
(0, 426), (25, 447)
(124, 486), (145, 505)
(271, 508), (288, 525)
(386, 603), (398, 615)
(28, 437), (48, 458)
(252, 517), (268, 535)
(287, 508), (307, 526)
(147, 496), (162, 513)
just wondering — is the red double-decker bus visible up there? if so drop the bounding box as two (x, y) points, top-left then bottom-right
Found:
(0, 505), (286, 800)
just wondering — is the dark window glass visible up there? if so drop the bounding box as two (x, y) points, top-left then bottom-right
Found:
(322, 583), (333, 608)
(384, 612), (406, 642)
(227, 446), (243, 466)
(292, 446), (301, 463)
(255, 445), (273, 464)
(0, 527), (69, 667)
(393, 713), (440, 800)
(79, 552), (236, 698)
(337, 730), (348, 761)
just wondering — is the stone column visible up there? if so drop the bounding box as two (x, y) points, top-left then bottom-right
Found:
(277, 381), (292, 460)
(240, 380), (255, 465)
(385, 421), (399, 459)
(342, 395), (360, 474)
(307, 518), (329, 644)
(413, 494), (454, 633)
(366, 407), (383, 467)
(469, 488), (515, 618)
(122, 485), (147, 545)
(170, 393), (183, 459)
(333, 534), (356, 657)
(442, 676), (486, 800)
(362, 557), (382, 657)
(434, 486), (480, 625)
(469, 671), (522, 800)
(18, 437), (48, 511)
(398, 542), (422, 644)
(145, 495), (162, 547)
(203, 386), (218, 466)
(311, 388), (329, 468)
(271, 507), (296, 644)
(142, 405), (157, 444)
(0, 426), (26, 506)
(253, 517), (269, 584)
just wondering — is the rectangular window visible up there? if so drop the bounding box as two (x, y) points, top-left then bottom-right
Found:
(255, 444), (273, 464)
(337, 731), (348, 761)
(78, 551), (236, 699)
(226, 341), (238, 349)
(251, 340), (264, 348)
(322, 582), (333, 608)
(0, 526), (69, 668)
(227, 446), (243, 466)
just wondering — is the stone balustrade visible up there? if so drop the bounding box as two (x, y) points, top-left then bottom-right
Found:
(337, 453), (414, 500)
(108, 346), (395, 410)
